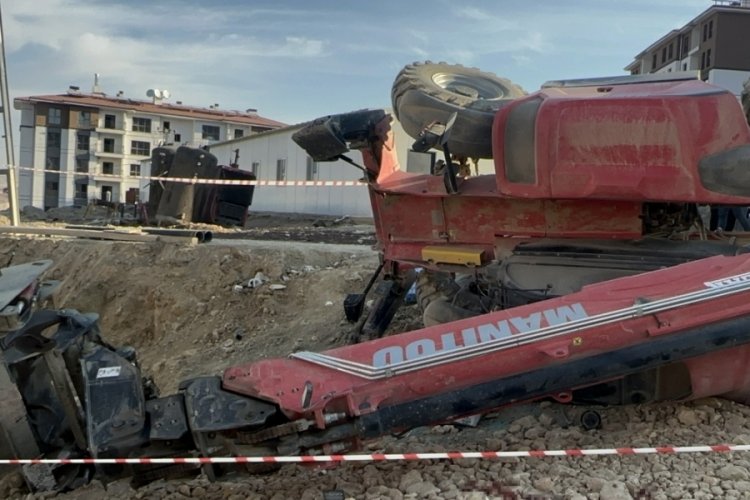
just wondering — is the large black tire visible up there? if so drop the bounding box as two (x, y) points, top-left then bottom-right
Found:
(392, 61), (526, 159)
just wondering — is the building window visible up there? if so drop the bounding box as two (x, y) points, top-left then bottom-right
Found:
(202, 125), (221, 141)
(667, 43), (673, 60)
(130, 140), (150, 156)
(79, 111), (91, 128)
(163, 120), (170, 131)
(708, 20), (713, 39)
(174, 133), (182, 142)
(47, 131), (61, 149)
(132, 117), (152, 133)
(103, 137), (115, 153)
(683, 63), (688, 71)
(706, 48), (711, 68)
(47, 156), (60, 171)
(306, 156), (318, 181)
(104, 114), (116, 129)
(102, 162), (114, 175)
(76, 159), (88, 172)
(76, 134), (89, 151)
(48, 107), (61, 126)
(661, 47), (666, 63)
(682, 34), (690, 58)
(46, 181), (59, 191)
(129, 163), (141, 176)
(276, 159), (286, 181)
(234, 128), (244, 139)
(251, 161), (260, 176)
(652, 54), (657, 70)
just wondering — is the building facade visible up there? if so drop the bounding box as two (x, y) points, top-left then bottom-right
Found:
(625, 1), (750, 97)
(208, 112), (495, 218)
(13, 89), (284, 209)
(208, 123), (388, 218)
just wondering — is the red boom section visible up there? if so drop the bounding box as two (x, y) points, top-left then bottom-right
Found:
(224, 253), (750, 422)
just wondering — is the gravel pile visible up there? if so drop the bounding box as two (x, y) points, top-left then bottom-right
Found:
(5, 397), (750, 499)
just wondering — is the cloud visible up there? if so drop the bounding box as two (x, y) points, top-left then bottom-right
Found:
(410, 46), (429, 59)
(281, 37), (326, 57)
(2, 0), (332, 119)
(453, 5), (515, 30)
(0, 0), (735, 128)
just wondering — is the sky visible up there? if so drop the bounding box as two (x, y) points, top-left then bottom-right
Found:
(0, 0), (712, 135)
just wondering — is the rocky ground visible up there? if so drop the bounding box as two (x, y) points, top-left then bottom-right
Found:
(1, 211), (750, 499)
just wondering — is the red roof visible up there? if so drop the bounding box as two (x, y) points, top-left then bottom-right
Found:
(14, 92), (286, 129)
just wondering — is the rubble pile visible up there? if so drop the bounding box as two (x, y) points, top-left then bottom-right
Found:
(4, 399), (750, 499)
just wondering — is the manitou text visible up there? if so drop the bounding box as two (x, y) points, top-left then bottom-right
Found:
(372, 303), (589, 367)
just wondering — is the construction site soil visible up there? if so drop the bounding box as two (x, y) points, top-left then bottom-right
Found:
(1, 212), (750, 499)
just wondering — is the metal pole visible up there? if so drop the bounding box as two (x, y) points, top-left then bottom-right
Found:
(0, 1), (19, 226)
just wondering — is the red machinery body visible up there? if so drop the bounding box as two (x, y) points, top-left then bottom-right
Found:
(357, 79), (750, 264)
(492, 80), (750, 201)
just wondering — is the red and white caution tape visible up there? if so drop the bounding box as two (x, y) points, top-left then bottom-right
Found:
(2, 444), (749, 465)
(13, 166), (363, 187)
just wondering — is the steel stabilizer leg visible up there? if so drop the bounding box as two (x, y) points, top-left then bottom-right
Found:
(360, 271), (416, 341)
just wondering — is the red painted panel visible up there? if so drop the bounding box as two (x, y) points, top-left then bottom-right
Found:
(493, 79), (750, 203)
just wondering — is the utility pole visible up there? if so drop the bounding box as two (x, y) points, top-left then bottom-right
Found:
(0, 1), (19, 226)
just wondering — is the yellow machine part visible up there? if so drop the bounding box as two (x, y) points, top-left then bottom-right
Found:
(421, 246), (487, 266)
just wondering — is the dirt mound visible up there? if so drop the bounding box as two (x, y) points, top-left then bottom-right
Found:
(0, 237), (379, 393)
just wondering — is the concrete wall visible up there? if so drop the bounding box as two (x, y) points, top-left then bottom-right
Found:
(210, 112), (392, 217)
(708, 68), (750, 98)
(715, 12), (750, 71)
(209, 110), (500, 218)
(210, 126), (372, 217)
(209, 111), (497, 218)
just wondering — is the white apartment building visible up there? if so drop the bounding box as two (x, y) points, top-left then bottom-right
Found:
(13, 88), (284, 209)
(625, 1), (750, 98)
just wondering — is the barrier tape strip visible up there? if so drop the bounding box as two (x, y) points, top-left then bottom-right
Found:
(13, 166), (364, 187)
(2, 444), (748, 465)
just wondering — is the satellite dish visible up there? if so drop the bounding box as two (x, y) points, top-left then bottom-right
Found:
(162, 90), (170, 99)
(146, 89), (155, 98)
(154, 89), (162, 99)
